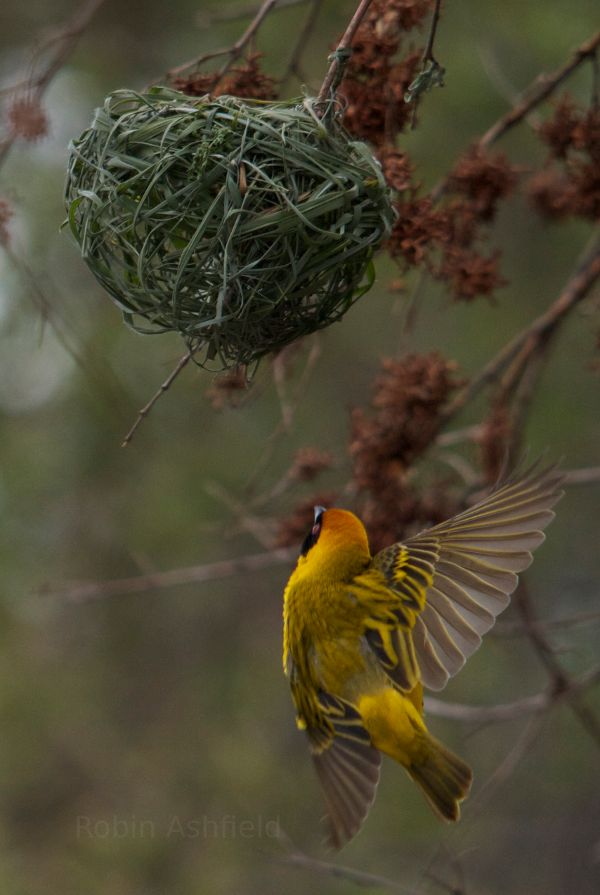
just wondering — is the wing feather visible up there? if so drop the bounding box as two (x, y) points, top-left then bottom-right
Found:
(368, 463), (564, 691)
(310, 693), (381, 849)
(313, 738), (381, 848)
(288, 664), (381, 850)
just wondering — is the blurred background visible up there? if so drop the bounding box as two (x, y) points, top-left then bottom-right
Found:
(1, 1), (599, 893)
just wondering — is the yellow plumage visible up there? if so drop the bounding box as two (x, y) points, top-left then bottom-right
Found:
(282, 464), (564, 848)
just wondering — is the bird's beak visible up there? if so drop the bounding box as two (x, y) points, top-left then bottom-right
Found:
(313, 505), (326, 523)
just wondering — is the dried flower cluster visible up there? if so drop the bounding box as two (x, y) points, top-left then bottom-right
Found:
(6, 96), (48, 141)
(349, 352), (463, 549)
(206, 367), (249, 410)
(350, 353), (461, 489)
(171, 54), (278, 101)
(276, 354), (462, 551)
(528, 95), (600, 221)
(289, 447), (333, 482)
(388, 147), (516, 300)
(338, 0), (432, 145)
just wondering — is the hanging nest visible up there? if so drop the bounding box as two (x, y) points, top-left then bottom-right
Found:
(65, 87), (394, 369)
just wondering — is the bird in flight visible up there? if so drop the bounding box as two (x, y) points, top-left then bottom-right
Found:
(282, 463), (564, 848)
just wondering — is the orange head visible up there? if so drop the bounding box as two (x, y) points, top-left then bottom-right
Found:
(295, 506), (371, 580)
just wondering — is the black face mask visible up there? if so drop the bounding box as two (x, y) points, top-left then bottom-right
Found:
(300, 506), (326, 556)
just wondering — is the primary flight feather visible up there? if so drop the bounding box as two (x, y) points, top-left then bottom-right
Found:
(282, 463), (564, 848)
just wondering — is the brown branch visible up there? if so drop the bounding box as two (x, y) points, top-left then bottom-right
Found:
(425, 665), (600, 723)
(494, 605), (600, 637)
(4, 245), (129, 419)
(166, 0), (278, 83)
(514, 585), (600, 750)
(276, 841), (415, 894)
(41, 467), (596, 604)
(440, 230), (600, 425)
(422, 0), (444, 66)
(242, 336), (322, 497)
(315, 0), (375, 107)
(429, 29), (600, 203)
(40, 547), (296, 604)
(121, 351), (193, 448)
(196, 0), (308, 28)
(203, 480), (275, 549)
(465, 713), (547, 816)
(0, 0), (109, 168)
(282, 0), (324, 86)
(478, 30), (600, 150)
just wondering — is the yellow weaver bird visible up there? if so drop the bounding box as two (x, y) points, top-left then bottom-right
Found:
(282, 464), (564, 848)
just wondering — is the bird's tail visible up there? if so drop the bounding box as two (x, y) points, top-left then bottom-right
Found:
(408, 734), (472, 821)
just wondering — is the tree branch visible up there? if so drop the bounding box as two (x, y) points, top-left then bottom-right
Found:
(166, 0), (279, 83)
(0, 0), (109, 169)
(440, 230), (600, 425)
(425, 665), (600, 722)
(515, 584), (600, 750)
(121, 351), (193, 448)
(40, 547), (296, 604)
(478, 30), (600, 150)
(315, 0), (375, 107)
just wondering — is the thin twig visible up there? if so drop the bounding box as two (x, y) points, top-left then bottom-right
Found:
(466, 713), (547, 815)
(121, 351), (193, 448)
(277, 845), (415, 894)
(203, 480), (275, 549)
(515, 584), (600, 751)
(40, 547), (296, 603)
(195, 0), (307, 28)
(282, 0), (324, 86)
(477, 45), (542, 130)
(563, 466), (600, 485)
(422, 0), (444, 66)
(478, 30), (600, 149)
(242, 336), (321, 497)
(167, 0), (278, 83)
(494, 605), (600, 637)
(0, 0), (109, 168)
(406, 0), (445, 126)
(429, 29), (600, 203)
(315, 0), (375, 106)
(40, 468), (598, 603)
(440, 230), (600, 425)
(5, 245), (128, 418)
(425, 665), (600, 722)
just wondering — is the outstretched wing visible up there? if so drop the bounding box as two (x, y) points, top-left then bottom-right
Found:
(366, 463), (564, 691)
(288, 660), (380, 849)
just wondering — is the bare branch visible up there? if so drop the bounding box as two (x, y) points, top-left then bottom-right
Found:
(425, 665), (600, 722)
(276, 841), (415, 894)
(0, 0), (109, 168)
(166, 0), (278, 85)
(478, 30), (600, 150)
(121, 351), (193, 448)
(196, 0), (308, 28)
(282, 0), (324, 86)
(315, 0), (375, 107)
(429, 29), (600, 203)
(515, 584), (600, 750)
(494, 605), (600, 637)
(203, 480), (275, 549)
(40, 548), (295, 604)
(440, 230), (600, 425)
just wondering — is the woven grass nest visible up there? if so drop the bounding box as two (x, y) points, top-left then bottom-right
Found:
(65, 87), (394, 368)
